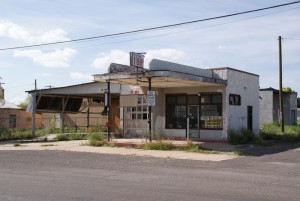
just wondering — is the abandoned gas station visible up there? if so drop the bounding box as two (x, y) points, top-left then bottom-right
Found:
(93, 58), (260, 141)
(27, 53), (260, 141)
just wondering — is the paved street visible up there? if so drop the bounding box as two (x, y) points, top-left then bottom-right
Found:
(0, 147), (299, 201)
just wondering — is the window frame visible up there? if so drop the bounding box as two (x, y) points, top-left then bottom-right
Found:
(200, 93), (223, 130)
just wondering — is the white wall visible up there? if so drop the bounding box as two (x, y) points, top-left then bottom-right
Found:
(226, 70), (260, 135)
(259, 91), (274, 126)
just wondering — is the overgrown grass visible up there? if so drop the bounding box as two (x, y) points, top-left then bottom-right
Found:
(0, 129), (35, 141)
(55, 134), (69, 141)
(139, 140), (176, 150)
(181, 141), (221, 154)
(55, 133), (88, 141)
(0, 124), (107, 141)
(228, 128), (256, 145)
(87, 133), (106, 146)
(260, 123), (300, 141)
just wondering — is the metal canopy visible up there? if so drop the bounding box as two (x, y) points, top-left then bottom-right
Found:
(26, 82), (121, 113)
(93, 70), (227, 88)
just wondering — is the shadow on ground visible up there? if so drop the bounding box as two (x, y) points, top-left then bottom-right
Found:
(232, 141), (300, 156)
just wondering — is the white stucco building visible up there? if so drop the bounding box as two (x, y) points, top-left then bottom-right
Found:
(259, 88), (297, 126)
(94, 59), (260, 141)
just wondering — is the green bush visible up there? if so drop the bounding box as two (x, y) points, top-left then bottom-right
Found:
(228, 128), (256, 145)
(87, 133), (106, 146)
(141, 141), (176, 150)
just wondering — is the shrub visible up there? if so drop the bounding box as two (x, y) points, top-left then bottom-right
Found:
(141, 141), (176, 150)
(55, 134), (69, 141)
(87, 133), (106, 146)
(228, 128), (256, 145)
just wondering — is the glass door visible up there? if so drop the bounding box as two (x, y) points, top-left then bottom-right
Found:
(188, 106), (199, 138)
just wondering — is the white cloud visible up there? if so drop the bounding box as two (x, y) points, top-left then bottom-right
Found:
(145, 48), (185, 66)
(91, 48), (186, 69)
(38, 29), (69, 43)
(91, 50), (129, 70)
(14, 48), (77, 68)
(0, 20), (32, 41)
(0, 19), (69, 43)
(70, 72), (92, 80)
(33, 73), (51, 77)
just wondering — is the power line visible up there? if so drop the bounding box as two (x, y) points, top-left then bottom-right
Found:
(72, 6), (300, 50)
(1, 0), (300, 51)
(283, 37), (300, 40)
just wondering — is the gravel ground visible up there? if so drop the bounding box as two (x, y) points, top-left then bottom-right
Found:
(0, 140), (238, 161)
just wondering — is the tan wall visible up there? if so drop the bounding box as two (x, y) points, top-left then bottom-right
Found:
(39, 98), (120, 132)
(0, 108), (42, 129)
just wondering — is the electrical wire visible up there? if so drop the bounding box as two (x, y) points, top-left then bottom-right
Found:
(71, 6), (300, 50)
(1, 0), (300, 51)
(283, 38), (300, 40)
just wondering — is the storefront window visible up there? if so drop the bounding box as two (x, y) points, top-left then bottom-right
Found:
(166, 94), (222, 130)
(200, 94), (222, 129)
(166, 95), (186, 129)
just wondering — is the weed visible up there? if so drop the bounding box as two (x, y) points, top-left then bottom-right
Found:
(260, 123), (300, 142)
(181, 141), (221, 154)
(55, 134), (69, 141)
(13, 143), (21, 147)
(87, 133), (106, 146)
(140, 141), (176, 150)
(68, 133), (87, 140)
(228, 128), (256, 145)
(41, 144), (56, 147)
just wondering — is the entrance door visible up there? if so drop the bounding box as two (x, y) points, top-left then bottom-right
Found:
(188, 106), (199, 138)
(247, 106), (253, 132)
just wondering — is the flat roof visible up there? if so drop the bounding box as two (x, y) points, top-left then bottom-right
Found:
(93, 60), (227, 88)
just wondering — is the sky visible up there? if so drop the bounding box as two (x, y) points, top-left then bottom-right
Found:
(0, 0), (300, 104)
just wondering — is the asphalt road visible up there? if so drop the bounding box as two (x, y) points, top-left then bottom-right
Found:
(0, 147), (299, 201)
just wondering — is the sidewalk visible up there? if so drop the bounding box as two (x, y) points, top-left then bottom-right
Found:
(0, 137), (238, 161)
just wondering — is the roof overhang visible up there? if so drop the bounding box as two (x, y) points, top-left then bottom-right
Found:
(93, 70), (227, 88)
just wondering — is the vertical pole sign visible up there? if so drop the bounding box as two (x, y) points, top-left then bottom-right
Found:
(147, 90), (155, 106)
(130, 52), (145, 68)
(130, 52), (145, 82)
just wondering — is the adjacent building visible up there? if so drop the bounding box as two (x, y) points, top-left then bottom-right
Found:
(259, 87), (298, 126)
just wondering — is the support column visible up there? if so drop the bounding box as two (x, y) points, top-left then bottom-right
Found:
(61, 97), (65, 133)
(31, 92), (36, 138)
(148, 78), (152, 142)
(106, 80), (111, 141)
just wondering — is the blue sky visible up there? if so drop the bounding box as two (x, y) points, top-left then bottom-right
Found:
(1, 0), (300, 104)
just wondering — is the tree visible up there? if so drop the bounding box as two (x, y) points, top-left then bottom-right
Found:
(18, 95), (31, 110)
(282, 87), (292, 92)
(297, 97), (300, 108)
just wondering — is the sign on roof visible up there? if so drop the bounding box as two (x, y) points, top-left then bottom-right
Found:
(109, 63), (144, 73)
(130, 52), (145, 68)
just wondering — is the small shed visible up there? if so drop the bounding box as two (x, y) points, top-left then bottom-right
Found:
(259, 87), (298, 125)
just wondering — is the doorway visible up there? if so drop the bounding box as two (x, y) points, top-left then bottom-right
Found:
(247, 106), (253, 132)
(187, 105), (199, 138)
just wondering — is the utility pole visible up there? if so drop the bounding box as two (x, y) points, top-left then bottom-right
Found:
(278, 36), (284, 133)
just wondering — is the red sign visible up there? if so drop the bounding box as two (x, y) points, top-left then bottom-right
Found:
(130, 52), (144, 68)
